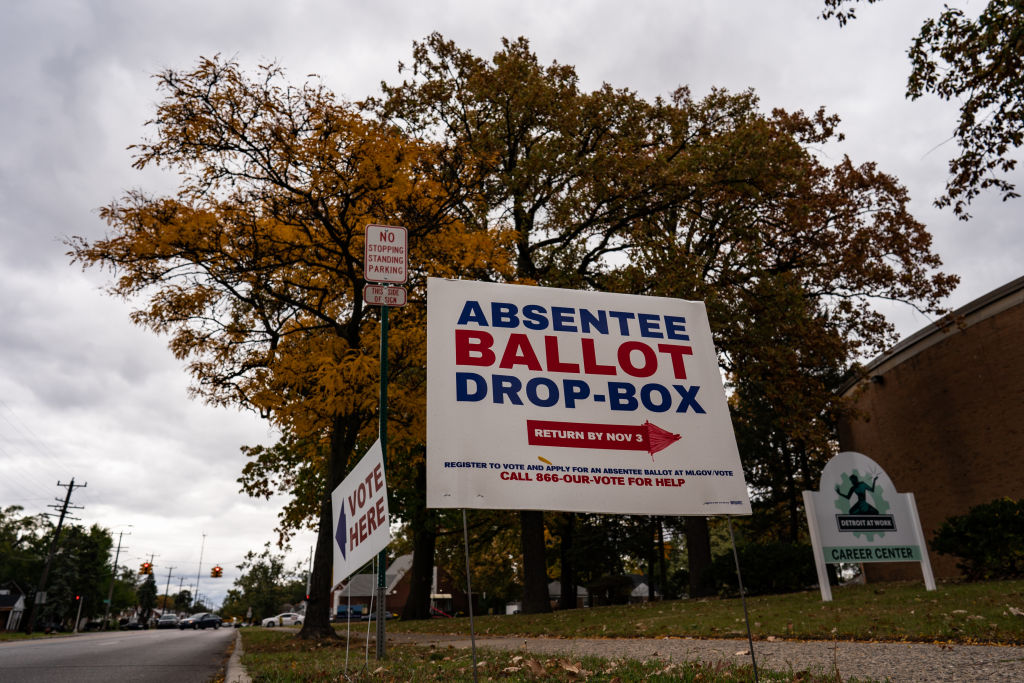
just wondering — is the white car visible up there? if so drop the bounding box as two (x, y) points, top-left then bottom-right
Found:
(262, 612), (303, 627)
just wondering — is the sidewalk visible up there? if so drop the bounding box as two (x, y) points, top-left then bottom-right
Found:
(226, 631), (251, 683)
(386, 632), (1024, 682)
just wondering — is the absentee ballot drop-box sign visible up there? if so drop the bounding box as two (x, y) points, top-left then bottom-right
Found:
(426, 278), (750, 515)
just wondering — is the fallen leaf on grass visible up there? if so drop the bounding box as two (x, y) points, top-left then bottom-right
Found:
(1008, 606), (1024, 617)
(558, 660), (582, 675)
(734, 650), (750, 656)
(524, 659), (546, 676)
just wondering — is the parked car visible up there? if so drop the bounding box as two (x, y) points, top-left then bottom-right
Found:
(261, 612), (303, 627)
(118, 618), (145, 630)
(178, 612), (222, 629)
(156, 613), (180, 629)
(359, 611), (397, 621)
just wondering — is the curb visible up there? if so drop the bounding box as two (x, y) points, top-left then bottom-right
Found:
(226, 630), (252, 683)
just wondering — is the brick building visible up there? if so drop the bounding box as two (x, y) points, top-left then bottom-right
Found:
(838, 276), (1024, 580)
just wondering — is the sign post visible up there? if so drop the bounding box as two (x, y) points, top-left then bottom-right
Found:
(362, 224), (407, 659)
(804, 451), (935, 601)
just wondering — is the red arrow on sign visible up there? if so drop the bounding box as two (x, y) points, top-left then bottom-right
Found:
(526, 419), (681, 459)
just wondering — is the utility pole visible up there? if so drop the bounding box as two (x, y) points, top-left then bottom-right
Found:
(194, 532), (206, 610)
(102, 528), (130, 630)
(176, 576), (186, 613)
(161, 566), (174, 612)
(25, 479), (86, 633)
(305, 546), (312, 602)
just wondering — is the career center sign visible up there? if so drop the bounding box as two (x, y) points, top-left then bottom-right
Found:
(803, 451), (934, 601)
(426, 278), (750, 515)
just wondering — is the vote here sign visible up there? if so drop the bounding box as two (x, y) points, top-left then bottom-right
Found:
(332, 440), (391, 589)
(426, 278), (750, 515)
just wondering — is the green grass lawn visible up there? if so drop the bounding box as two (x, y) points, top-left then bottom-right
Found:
(235, 580), (1023, 681)
(240, 628), (841, 682)
(388, 579), (1024, 644)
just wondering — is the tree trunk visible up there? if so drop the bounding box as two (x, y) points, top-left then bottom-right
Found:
(402, 461), (437, 620)
(557, 512), (576, 611)
(297, 415), (356, 640)
(685, 516), (715, 598)
(519, 510), (551, 613)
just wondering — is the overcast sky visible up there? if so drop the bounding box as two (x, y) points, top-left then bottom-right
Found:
(1, 1), (1019, 609)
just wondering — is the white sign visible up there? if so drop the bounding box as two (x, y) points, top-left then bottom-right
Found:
(803, 451), (935, 601)
(364, 284), (408, 307)
(426, 278), (750, 515)
(364, 224), (408, 284)
(331, 441), (391, 589)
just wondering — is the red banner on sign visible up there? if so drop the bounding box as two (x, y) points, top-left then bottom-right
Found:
(526, 419), (680, 456)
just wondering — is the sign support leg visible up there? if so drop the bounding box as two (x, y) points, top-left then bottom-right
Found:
(906, 493), (936, 591)
(376, 304), (389, 659)
(727, 516), (759, 683)
(462, 509), (479, 683)
(802, 491), (833, 602)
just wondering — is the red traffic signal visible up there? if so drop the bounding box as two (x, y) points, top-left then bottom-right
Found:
(139, 562), (152, 575)
(74, 595), (81, 602)
(210, 565), (223, 578)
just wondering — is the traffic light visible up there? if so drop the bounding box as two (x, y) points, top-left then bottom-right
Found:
(210, 565), (223, 578)
(74, 595), (80, 603)
(139, 562), (152, 575)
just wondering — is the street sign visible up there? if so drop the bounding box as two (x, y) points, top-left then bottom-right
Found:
(364, 224), (408, 284)
(332, 440), (391, 589)
(364, 284), (407, 307)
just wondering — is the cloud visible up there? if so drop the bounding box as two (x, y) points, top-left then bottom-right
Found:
(1, 0), (1020, 609)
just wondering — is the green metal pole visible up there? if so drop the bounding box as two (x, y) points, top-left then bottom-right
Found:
(376, 304), (389, 659)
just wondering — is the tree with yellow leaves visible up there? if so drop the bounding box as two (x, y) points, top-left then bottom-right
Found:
(72, 56), (511, 638)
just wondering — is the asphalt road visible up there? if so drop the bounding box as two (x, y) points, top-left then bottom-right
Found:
(0, 627), (235, 683)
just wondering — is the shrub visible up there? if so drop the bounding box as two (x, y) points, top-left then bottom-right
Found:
(709, 542), (818, 596)
(931, 498), (1024, 580)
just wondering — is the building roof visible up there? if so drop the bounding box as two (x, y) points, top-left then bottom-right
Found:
(546, 580), (588, 598)
(335, 553), (412, 597)
(0, 594), (25, 609)
(843, 275), (1024, 395)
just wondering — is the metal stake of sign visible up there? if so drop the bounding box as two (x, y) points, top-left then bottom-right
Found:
(462, 509), (479, 683)
(727, 516), (759, 682)
(376, 303), (389, 659)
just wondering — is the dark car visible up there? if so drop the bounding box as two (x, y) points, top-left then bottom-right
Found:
(359, 611), (397, 621)
(156, 613), (180, 629)
(178, 612), (222, 629)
